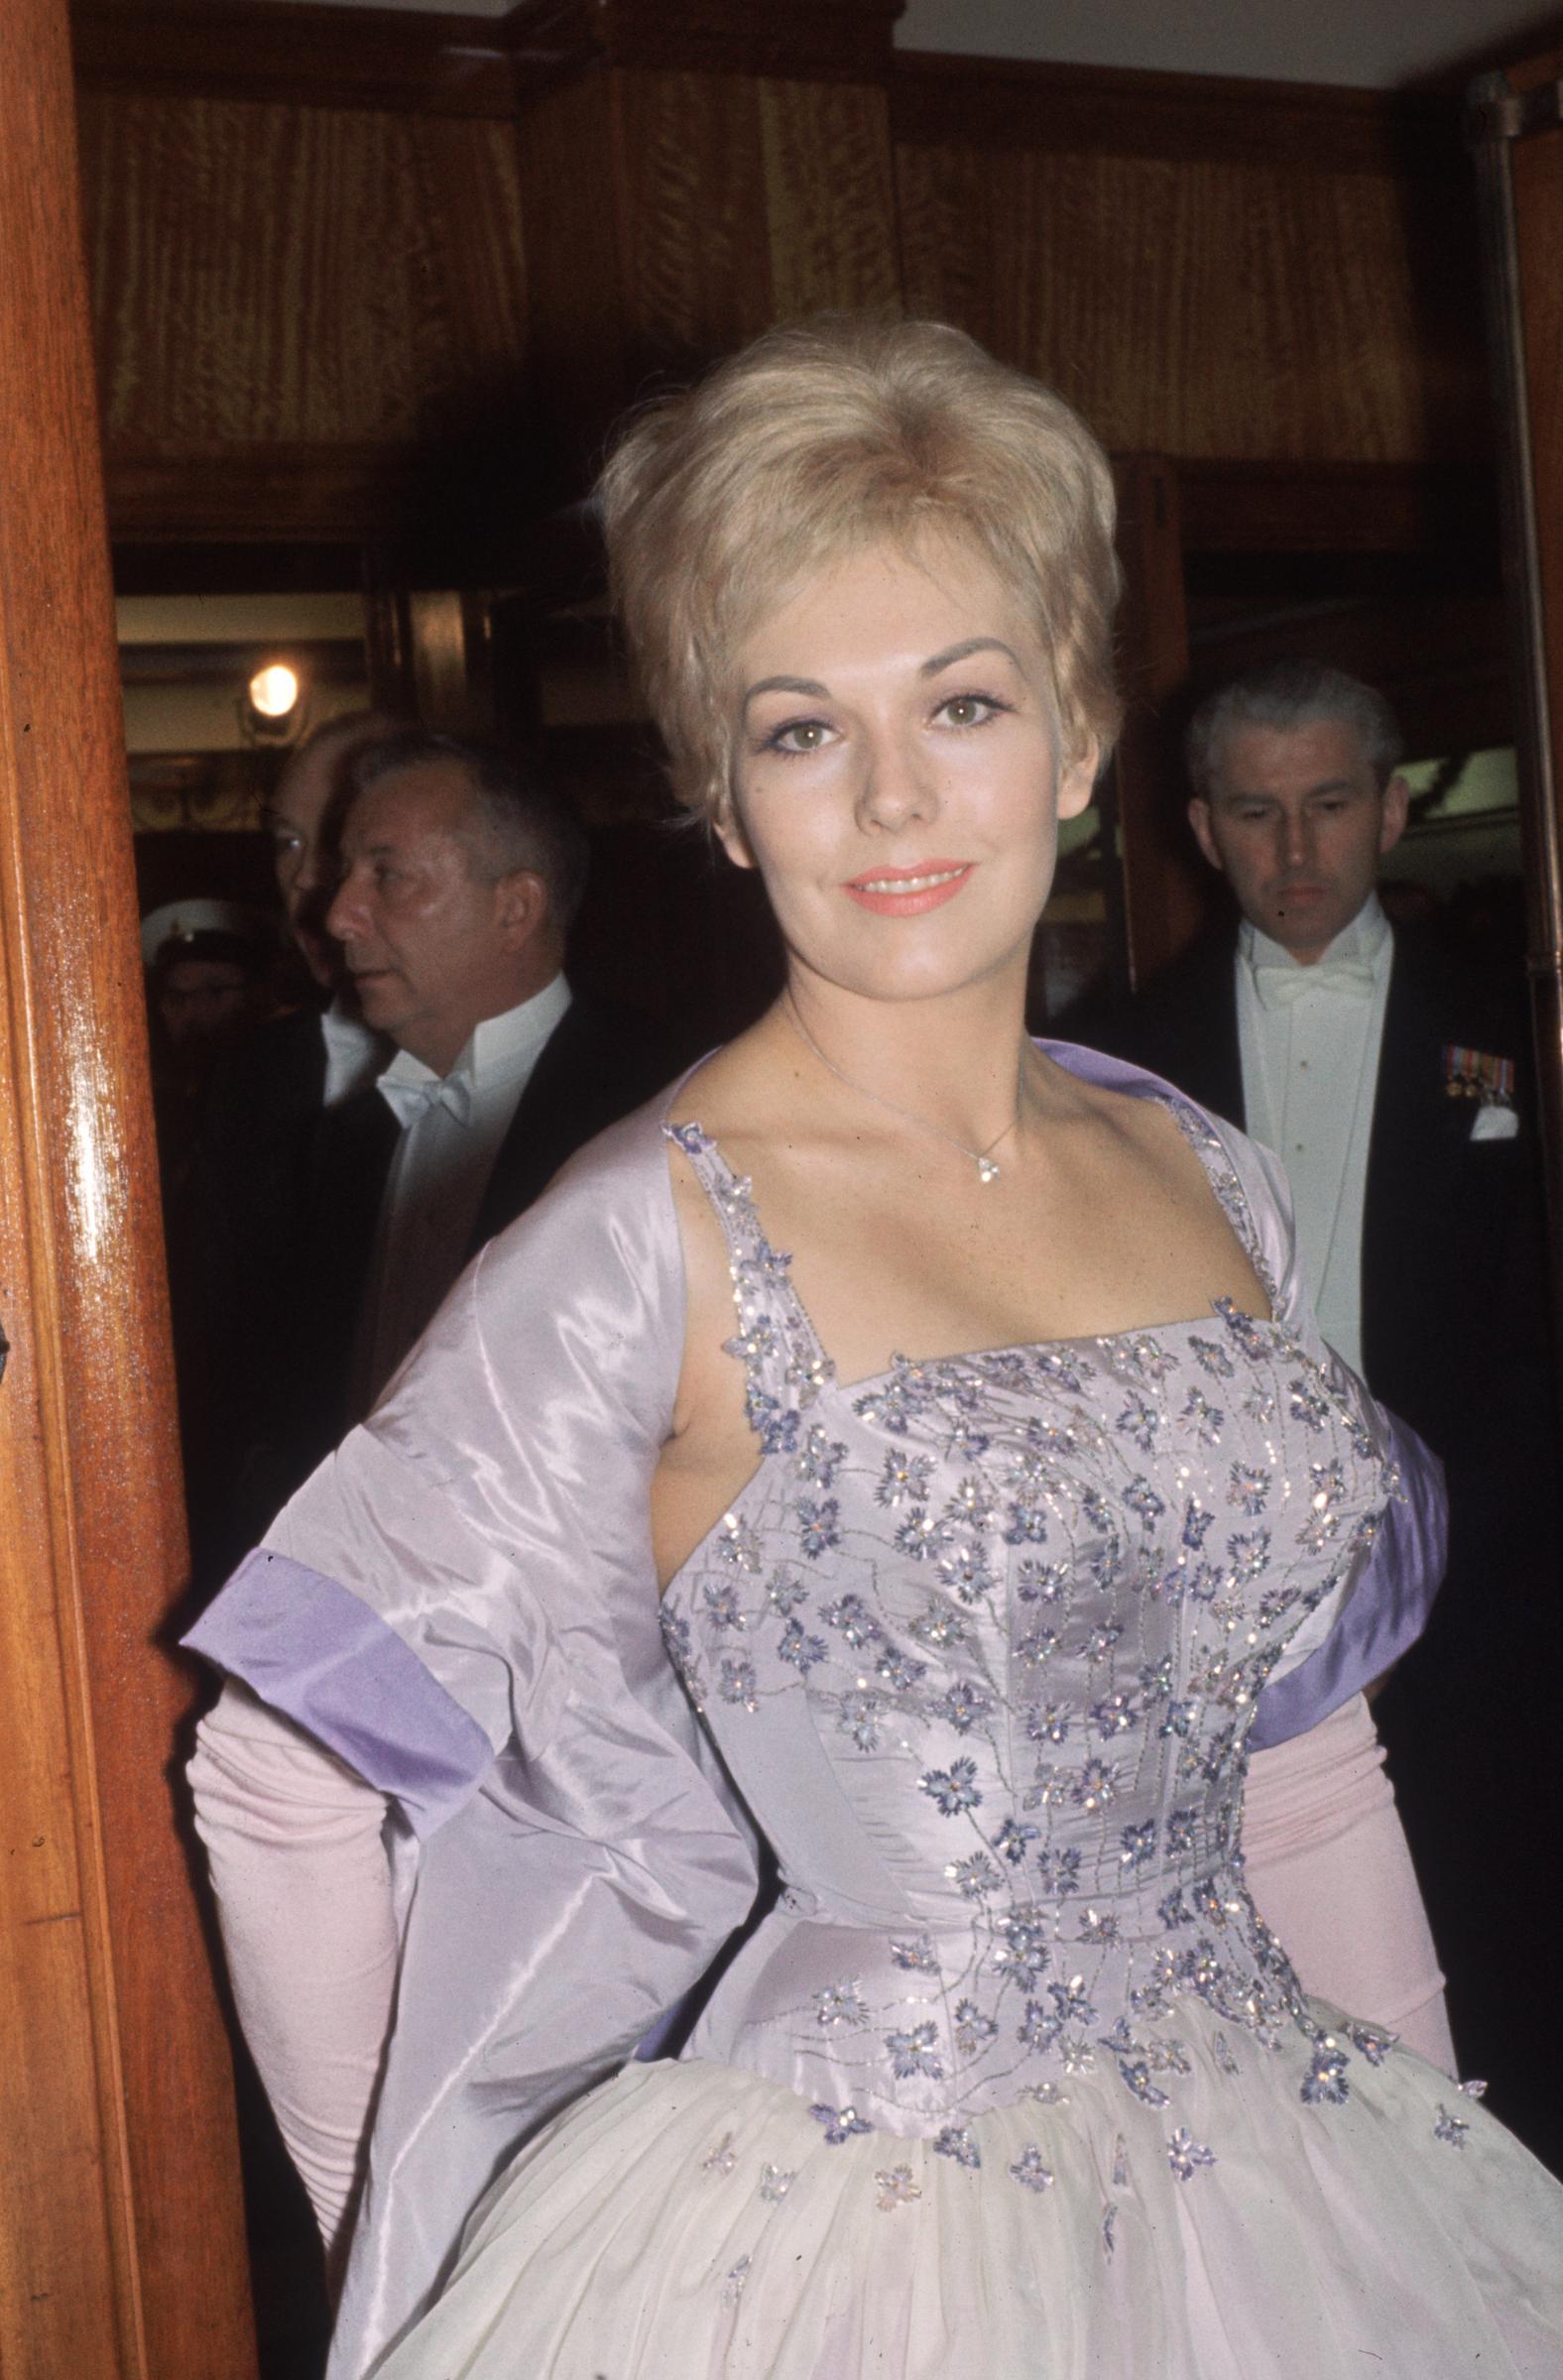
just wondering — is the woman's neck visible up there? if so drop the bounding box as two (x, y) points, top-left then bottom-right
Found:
(776, 968), (1038, 1157)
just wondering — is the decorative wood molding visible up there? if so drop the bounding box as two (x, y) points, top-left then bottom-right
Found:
(105, 443), (424, 542)
(1177, 460), (1499, 554)
(71, 0), (905, 113)
(505, 0), (902, 84)
(892, 51), (1462, 178)
(71, 0), (519, 116)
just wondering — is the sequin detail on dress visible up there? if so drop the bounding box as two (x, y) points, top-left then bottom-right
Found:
(663, 1104), (1406, 2212)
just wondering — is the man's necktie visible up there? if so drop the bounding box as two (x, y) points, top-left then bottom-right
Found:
(1250, 957), (1376, 1012)
(377, 1070), (475, 1130)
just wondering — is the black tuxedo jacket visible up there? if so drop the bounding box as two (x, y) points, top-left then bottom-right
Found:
(1070, 922), (1550, 1480)
(212, 993), (674, 1560)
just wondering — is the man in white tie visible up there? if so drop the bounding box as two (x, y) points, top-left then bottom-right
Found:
(1183, 671), (1410, 1382)
(258, 729), (671, 1496)
(1074, 658), (1561, 2170)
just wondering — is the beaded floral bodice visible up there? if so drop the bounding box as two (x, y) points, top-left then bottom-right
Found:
(660, 1099), (1401, 2165)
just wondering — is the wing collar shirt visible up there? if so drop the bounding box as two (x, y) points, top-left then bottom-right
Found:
(319, 993), (385, 1109)
(1236, 894), (1392, 1378)
(350, 973), (571, 1414)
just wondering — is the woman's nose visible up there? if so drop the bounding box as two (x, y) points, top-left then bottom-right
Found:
(856, 732), (936, 833)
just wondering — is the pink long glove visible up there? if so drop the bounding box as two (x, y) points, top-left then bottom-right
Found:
(1245, 1691), (1455, 2072)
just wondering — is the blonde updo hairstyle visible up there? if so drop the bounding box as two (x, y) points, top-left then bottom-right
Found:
(597, 315), (1123, 826)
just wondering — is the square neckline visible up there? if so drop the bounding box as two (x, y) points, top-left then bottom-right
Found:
(663, 1048), (1280, 1398)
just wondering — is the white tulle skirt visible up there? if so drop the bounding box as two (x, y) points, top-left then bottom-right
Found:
(373, 1999), (1563, 2379)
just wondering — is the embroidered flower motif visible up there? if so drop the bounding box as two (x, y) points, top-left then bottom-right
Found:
(920, 1757), (982, 1816)
(995, 1817), (1040, 1864)
(1026, 1701), (1074, 1745)
(875, 1642), (928, 1691)
(927, 1679), (994, 1734)
(1035, 1846), (1081, 1896)
(759, 2164), (794, 2204)
(820, 1594), (879, 1646)
(875, 1447), (933, 1508)
(765, 1570), (808, 1616)
(886, 2023), (944, 2081)
(1301, 2037), (1351, 2106)
(1346, 2022), (1397, 2067)
(1091, 1694), (1140, 1740)
(701, 2133), (737, 2176)
(1166, 2128), (1217, 2181)
(777, 1618), (828, 1674)
(932, 2125), (981, 2169)
(1010, 2145), (1054, 2192)
(717, 1656), (759, 1711)
(796, 1497), (842, 1559)
(837, 1690), (886, 1751)
(947, 1851), (1000, 1900)
(795, 1424), (848, 1487)
(814, 1980), (869, 2029)
(1433, 2104), (1471, 2149)
(909, 1600), (969, 1650)
(701, 1579), (749, 1630)
(810, 2102), (873, 2145)
(876, 2165), (921, 2210)
(1071, 1758), (1120, 1811)
(1117, 2060), (1170, 2107)
(1048, 1974), (1096, 2027)
(954, 2000), (999, 2057)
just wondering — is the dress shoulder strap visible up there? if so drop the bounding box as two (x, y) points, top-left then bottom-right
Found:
(662, 1120), (834, 1454)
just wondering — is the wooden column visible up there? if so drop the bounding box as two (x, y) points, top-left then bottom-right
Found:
(1111, 455), (1207, 989)
(1470, 53), (1563, 1374)
(0, 3), (257, 2373)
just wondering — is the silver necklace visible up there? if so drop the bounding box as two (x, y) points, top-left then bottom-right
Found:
(782, 995), (1023, 1185)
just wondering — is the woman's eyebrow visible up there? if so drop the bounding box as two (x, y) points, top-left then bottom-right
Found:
(920, 637), (1022, 677)
(742, 674), (830, 710)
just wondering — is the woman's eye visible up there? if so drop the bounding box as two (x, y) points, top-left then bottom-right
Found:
(768, 719), (833, 756)
(936, 693), (1005, 729)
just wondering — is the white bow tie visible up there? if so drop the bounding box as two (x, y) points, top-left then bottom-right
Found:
(1251, 956), (1376, 1012)
(378, 1070), (474, 1130)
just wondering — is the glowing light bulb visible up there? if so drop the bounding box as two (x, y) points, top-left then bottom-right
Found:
(248, 662), (300, 719)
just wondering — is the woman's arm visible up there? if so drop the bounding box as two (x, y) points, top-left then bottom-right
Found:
(189, 1682), (397, 2257)
(1244, 1692), (1455, 2074)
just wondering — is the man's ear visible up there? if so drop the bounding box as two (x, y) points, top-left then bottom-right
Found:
(495, 868), (548, 946)
(1187, 798), (1224, 874)
(1379, 773), (1411, 857)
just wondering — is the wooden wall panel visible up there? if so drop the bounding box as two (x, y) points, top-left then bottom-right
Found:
(614, 70), (779, 370)
(516, 60), (901, 495)
(759, 77), (900, 318)
(80, 87), (528, 525)
(896, 141), (1453, 466)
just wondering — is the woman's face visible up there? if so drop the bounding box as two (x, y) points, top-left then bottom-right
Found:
(721, 532), (1096, 1009)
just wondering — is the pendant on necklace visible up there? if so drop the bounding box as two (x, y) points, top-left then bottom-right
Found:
(977, 1157), (1001, 1184)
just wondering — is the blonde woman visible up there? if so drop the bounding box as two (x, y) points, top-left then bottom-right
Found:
(188, 319), (1561, 2378)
